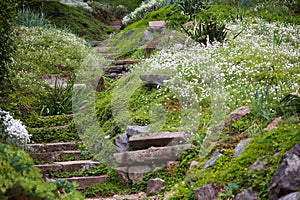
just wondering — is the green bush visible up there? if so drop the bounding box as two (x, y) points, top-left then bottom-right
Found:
(0, 143), (84, 199)
(0, 0), (18, 94)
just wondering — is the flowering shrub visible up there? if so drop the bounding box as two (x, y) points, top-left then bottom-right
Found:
(122, 0), (164, 25)
(112, 17), (300, 134)
(0, 109), (31, 148)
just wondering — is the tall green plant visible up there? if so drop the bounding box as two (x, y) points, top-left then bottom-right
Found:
(15, 7), (46, 27)
(39, 77), (75, 116)
(181, 18), (228, 45)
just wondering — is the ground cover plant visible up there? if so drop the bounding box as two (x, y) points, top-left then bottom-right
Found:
(92, 15), (300, 198)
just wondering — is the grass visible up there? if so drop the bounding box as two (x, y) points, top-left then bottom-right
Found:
(20, 0), (113, 41)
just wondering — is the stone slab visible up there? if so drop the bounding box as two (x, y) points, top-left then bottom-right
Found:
(28, 142), (81, 153)
(129, 131), (191, 150)
(114, 144), (194, 166)
(60, 175), (109, 189)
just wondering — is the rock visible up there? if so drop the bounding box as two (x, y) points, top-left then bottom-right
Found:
(147, 178), (165, 196)
(140, 74), (169, 87)
(125, 125), (151, 137)
(167, 161), (179, 174)
(265, 117), (284, 130)
(114, 133), (129, 152)
(278, 192), (300, 200)
(95, 76), (105, 92)
(248, 156), (267, 172)
(202, 151), (223, 169)
(149, 21), (166, 29)
(189, 160), (199, 169)
(129, 131), (190, 150)
(234, 190), (259, 200)
(194, 184), (218, 200)
(234, 138), (253, 157)
(115, 166), (129, 185)
(128, 165), (151, 183)
(224, 106), (251, 127)
(268, 144), (300, 200)
(114, 144), (194, 166)
(182, 21), (194, 28)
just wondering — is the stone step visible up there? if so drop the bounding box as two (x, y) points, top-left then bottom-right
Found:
(57, 175), (109, 190)
(35, 160), (100, 174)
(114, 144), (194, 166)
(30, 150), (85, 163)
(94, 46), (111, 53)
(98, 53), (118, 59)
(129, 131), (191, 150)
(31, 125), (69, 131)
(102, 65), (128, 73)
(28, 142), (82, 153)
(112, 25), (121, 31)
(115, 59), (140, 65)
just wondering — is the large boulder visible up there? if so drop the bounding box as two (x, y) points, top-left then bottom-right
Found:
(140, 74), (169, 87)
(194, 184), (218, 200)
(267, 144), (300, 200)
(278, 192), (300, 200)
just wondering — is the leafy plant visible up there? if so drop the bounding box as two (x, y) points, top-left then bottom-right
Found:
(55, 179), (77, 194)
(39, 76), (74, 116)
(280, 93), (300, 114)
(217, 183), (239, 199)
(181, 18), (228, 45)
(15, 7), (46, 27)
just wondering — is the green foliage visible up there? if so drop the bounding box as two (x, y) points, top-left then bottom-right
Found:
(217, 183), (239, 199)
(0, 143), (84, 199)
(124, 5), (187, 30)
(181, 18), (228, 45)
(21, 0), (112, 41)
(29, 121), (79, 143)
(96, 0), (144, 11)
(50, 164), (109, 179)
(171, 118), (300, 199)
(280, 93), (300, 115)
(0, 0), (18, 94)
(15, 7), (46, 27)
(39, 77), (74, 116)
(23, 114), (74, 128)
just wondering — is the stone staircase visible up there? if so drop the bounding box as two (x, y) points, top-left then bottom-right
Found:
(113, 127), (194, 184)
(91, 40), (140, 79)
(27, 116), (109, 190)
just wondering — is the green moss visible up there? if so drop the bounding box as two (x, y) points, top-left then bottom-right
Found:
(171, 116), (300, 199)
(124, 5), (187, 31)
(22, 0), (112, 41)
(29, 121), (80, 143)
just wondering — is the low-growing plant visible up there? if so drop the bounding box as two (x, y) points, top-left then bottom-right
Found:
(0, 109), (31, 149)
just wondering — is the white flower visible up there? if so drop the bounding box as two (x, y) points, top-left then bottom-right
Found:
(0, 109), (31, 148)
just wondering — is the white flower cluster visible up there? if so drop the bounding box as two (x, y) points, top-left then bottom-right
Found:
(122, 0), (164, 25)
(0, 109), (31, 148)
(60, 0), (93, 11)
(130, 18), (299, 129)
